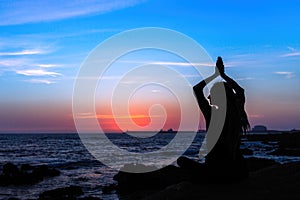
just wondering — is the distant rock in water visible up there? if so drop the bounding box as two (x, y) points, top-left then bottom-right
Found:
(245, 131), (300, 148)
(268, 148), (300, 156)
(0, 163), (60, 186)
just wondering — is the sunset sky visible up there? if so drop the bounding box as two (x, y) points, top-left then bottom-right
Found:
(0, 0), (299, 133)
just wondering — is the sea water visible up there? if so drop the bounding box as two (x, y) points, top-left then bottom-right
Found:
(0, 133), (299, 199)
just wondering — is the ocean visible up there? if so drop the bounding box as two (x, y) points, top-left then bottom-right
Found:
(0, 133), (299, 200)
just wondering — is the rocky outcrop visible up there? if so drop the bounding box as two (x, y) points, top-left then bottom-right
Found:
(112, 157), (282, 199)
(0, 163), (60, 186)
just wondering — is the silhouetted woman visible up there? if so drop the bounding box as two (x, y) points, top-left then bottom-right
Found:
(178, 57), (250, 182)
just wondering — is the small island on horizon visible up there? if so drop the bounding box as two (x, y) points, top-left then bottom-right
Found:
(121, 124), (299, 135)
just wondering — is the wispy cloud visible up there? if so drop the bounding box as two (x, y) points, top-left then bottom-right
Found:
(0, 58), (29, 67)
(280, 46), (300, 57)
(287, 46), (297, 51)
(0, 42), (62, 79)
(0, 58), (62, 78)
(236, 77), (255, 81)
(16, 69), (61, 77)
(0, 49), (46, 56)
(37, 64), (62, 68)
(274, 71), (294, 79)
(281, 52), (300, 57)
(0, 0), (146, 26)
(25, 79), (55, 84)
(70, 75), (122, 81)
(118, 60), (214, 67)
(151, 61), (214, 67)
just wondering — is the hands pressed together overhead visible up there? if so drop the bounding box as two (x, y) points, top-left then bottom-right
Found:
(215, 56), (225, 77)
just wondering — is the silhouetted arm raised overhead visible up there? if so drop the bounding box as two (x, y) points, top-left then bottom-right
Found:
(221, 73), (245, 101)
(193, 70), (218, 120)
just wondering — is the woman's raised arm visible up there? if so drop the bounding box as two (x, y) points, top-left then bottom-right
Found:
(193, 69), (219, 119)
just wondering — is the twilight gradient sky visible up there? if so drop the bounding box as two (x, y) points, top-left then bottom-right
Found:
(0, 0), (300, 133)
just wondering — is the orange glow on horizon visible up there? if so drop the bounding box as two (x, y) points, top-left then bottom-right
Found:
(94, 97), (182, 132)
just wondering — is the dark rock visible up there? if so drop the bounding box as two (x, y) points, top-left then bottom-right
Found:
(8, 198), (21, 200)
(21, 163), (34, 171)
(244, 132), (300, 148)
(38, 186), (83, 200)
(32, 165), (60, 178)
(102, 184), (117, 194)
(78, 197), (102, 200)
(278, 132), (300, 148)
(114, 164), (189, 195)
(246, 157), (279, 172)
(114, 156), (253, 196)
(262, 140), (270, 145)
(241, 148), (253, 155)
(114, 157), (282, 198)
(0, 163), (60, 186)
(3, 163), (19, 176)
(144, 162), (300, 200)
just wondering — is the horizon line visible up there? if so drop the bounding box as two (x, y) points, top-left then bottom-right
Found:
(0, 129), (298, 134)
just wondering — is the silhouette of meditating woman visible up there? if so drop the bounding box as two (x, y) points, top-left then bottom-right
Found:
(178, 56), (250, 182)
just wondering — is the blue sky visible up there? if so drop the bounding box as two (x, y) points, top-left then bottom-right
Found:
(0, 0), (299, 132)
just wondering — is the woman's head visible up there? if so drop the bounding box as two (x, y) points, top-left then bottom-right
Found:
(209, 81), (236, 109)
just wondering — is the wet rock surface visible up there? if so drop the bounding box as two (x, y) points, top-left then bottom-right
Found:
(0, 163), (60, 186)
